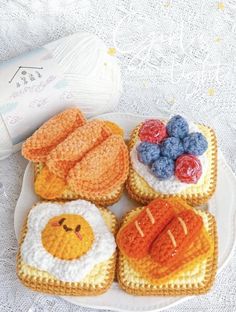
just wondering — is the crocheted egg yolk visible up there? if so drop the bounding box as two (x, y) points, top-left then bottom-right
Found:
(41, 214), (94, 260)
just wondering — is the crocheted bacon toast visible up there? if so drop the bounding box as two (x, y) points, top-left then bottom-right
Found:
(117, 198), (218, 295)
(22, 108), (129, 206)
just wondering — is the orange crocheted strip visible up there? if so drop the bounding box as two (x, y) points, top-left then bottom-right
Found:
(46, 120), (112, 178)
(150, 210), (203, 266)
(67, 135), (129, 196)
(116, 199), (176, 259)
(22, 108), (86, 162)
(127, 226), (213, 282)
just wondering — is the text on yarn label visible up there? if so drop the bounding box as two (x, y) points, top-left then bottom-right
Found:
(0, 48), (76, 144)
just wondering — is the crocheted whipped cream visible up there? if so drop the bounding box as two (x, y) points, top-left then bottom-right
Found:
(130, 123), (208, 194)
(21, 200), (116, 282)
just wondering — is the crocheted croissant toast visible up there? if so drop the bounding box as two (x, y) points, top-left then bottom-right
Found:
(22, 108), (129, 206)
(22, 108), (86, 162)
(117, 198), (217, 295)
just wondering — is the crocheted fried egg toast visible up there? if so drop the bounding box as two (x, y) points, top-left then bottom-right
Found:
(17, 200), (118, 295)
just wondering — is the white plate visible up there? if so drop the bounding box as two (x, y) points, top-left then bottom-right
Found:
(14, 112), (236, 312)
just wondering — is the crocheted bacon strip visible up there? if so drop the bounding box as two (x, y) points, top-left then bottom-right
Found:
(128, 226), (212, 282)
(46, 120), (112, 178)
(116, 199), (175, 259)
(67, 135), (129, 196)
(150, 210), (203, 266)
(22, 108), (85, 162)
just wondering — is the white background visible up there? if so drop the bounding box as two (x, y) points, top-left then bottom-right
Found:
(0, 1), (236, 311)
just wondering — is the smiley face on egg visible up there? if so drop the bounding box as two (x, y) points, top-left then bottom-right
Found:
(41, 214), (95, 260)
(21, 200), (116, 282)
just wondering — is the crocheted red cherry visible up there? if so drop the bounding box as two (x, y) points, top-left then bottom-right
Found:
(139, 119), (167, 144)
(175, 154), (202, 184)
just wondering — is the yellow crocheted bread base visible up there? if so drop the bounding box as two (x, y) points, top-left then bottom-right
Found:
(17, 207), (118, 296)
(34, 163), (123, 207)
(127, 124), (217, 206)
(117, 208), (218, 296)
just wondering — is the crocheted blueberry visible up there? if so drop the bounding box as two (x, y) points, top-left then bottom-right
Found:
(137, 142), (160, 165)
(183, 132), (208, 156)
(151, 157), (175, 180)
(166, 115), (189, 139)
(160, 137), (184, 160)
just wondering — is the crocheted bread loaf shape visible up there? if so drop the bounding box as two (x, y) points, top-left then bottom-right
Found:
(116, 199), (175, 259)
(150, 210), (203, 266)
(67, 135), (129, 196)
(22, 108), (85, 162)
(46, 120), (112, 178)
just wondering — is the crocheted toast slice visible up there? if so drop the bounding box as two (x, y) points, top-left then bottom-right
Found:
(17, 207), (118, 296)
(22, 108), (85, 162)
(34, 164), (124, 206)
(127, 124), (217, 206)
(117, 205), (217, 296)
(46, 120), (112, 178)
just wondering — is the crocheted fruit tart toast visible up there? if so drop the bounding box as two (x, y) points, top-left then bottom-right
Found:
(127, 115), (217, 206)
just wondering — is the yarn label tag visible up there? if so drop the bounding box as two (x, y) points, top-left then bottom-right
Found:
(0, 48), (76, 145)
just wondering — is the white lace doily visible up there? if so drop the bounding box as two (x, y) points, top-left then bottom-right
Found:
(0, 1), (236, 311)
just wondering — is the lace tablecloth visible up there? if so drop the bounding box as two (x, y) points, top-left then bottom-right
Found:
(0, 1), (236, 311)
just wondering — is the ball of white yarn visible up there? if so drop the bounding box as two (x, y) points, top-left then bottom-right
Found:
(45, 32), (122, 116)
(0, 32), (122, 159)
